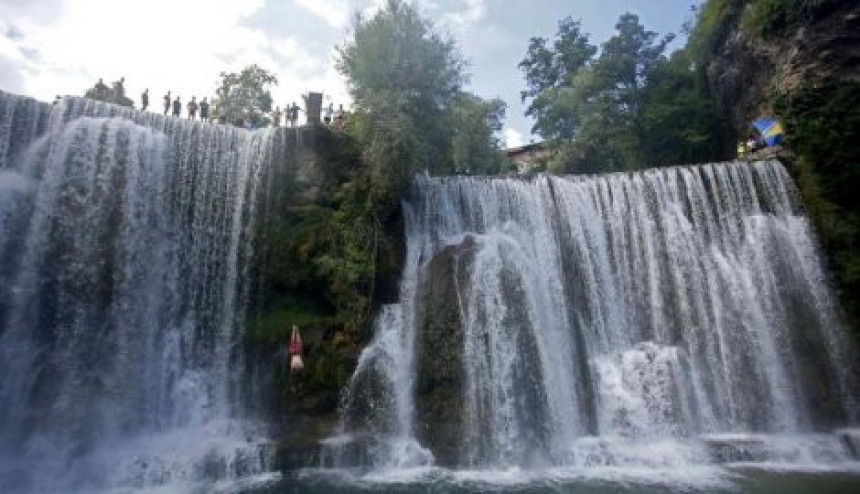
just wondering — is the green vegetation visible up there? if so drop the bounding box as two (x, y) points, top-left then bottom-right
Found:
(448, 93), (510, 175)
(246, 125), (399, 422)
(338, 0), (464, 196)
(685, 0), (746, 62)
(773, 80), (860, 328)
(339, 0), (508, 199)
(521, 0), (850, 174)
(213, 64), (277, 127)
(741, 0), (843, 39)
(251, 127), (389, 341)
(643, 49), (723, 165)
(520, 13), (722, 173)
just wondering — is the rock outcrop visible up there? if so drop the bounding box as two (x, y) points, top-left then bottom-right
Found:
(414, 235), (477, 466)
(706, 1), (860, 139)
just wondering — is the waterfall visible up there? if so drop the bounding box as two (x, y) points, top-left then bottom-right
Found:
(3, 87), (858, 488)
(0, 91), (281, 492)
(337, 162), (858, 470)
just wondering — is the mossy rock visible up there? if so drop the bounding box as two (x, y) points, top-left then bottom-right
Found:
(414, 235), (478, 466)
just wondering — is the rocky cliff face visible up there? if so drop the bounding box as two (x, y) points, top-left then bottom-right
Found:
(414, 236), (475, 466)
(706, 2), (859, 137)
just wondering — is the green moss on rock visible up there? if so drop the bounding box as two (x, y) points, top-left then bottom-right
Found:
(414, 236), (478, 467)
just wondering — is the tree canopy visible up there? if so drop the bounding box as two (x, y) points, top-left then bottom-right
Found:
(337, 0), (506, 197)
(213, 64), (277, 127)
(447, 93), (509, 175)
(520, 18), (596, 146)
(520, 13), (721, 173)
(338, 0), (463, 191)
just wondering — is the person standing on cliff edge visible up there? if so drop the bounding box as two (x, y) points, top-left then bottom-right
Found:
(163, 91), (171, 115)
(141, 89), (149, 111)
(172, 96), (181, 118)
(187, 96), (198, 120)
(199, 98), (209, 122)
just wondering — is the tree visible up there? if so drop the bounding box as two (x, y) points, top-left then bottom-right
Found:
(447, 93), (509, 175)
(642, 50), (722, 165)
(520, 18), (596, 144)
(520, 13), (692, 173)
(337, 0), (465, 196)
(212, 64), (277, 127)
(594, 14), (674, 167)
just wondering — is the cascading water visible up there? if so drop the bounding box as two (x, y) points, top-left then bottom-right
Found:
(3, 88), (859, 492)
(335, 161), (858, 475)
(0, 91), (282, 492)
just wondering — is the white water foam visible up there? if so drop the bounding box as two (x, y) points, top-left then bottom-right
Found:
(331, 161), (858, 478)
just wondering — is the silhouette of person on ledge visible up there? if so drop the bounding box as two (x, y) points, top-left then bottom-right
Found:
(187, 96), (198, 120)
(199, 98), (209, 122)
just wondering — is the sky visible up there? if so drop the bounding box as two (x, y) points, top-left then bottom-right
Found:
(0, 0), (699, 147)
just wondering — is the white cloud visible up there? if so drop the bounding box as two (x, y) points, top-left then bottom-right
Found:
(0, 0), (506, 129)
(442, 0), (487, 33)
(268, 47), (350, 114)
(504, 127), (524, 148)
(359, 0), (389, 19)
(0, 25), (24, 62)
(0, 0), (355, 124)
(0, 0), (272, 102)
(293, 0), (351, 29)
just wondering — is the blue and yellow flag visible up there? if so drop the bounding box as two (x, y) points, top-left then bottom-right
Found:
(753, 118), (785, 147)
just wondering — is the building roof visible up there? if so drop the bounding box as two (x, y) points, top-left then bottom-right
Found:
(505, 141), (547, 157)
